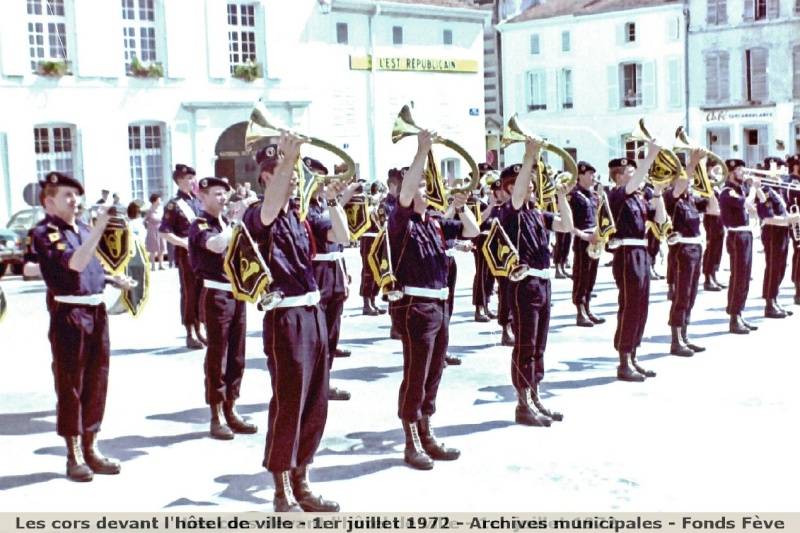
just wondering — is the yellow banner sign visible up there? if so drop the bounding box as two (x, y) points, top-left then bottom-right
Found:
(350, 55), (478, 73)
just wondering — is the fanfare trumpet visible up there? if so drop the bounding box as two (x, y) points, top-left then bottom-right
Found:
(501, 114), (578, 187)
(627, 118), (682, 187)
(673, 126), (728, 196)
(586, 187), (618, 259)
(742, 164), (799, 191)
(790, 200), (800, 248)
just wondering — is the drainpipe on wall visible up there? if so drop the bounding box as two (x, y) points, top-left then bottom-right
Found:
(683, 0), (691, 135)
(367, 3), (381, 183)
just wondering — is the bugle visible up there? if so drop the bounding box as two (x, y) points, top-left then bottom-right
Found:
(379, 222), (404, 302)
(673, 126), (728, 187)
(627, 118), (682, 187)
(586, 187), (617, 260)
(502, 114), (578, 185)
(742, 164), (798, 191)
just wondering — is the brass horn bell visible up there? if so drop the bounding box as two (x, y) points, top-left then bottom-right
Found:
(501, 114), (578, 184)
(674, 126), (729, 186)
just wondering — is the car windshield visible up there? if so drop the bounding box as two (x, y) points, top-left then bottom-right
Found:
(7, 210), (43, 232)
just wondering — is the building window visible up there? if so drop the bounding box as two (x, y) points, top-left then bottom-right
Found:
(122, 0), (157, 72)
(621, 63), (642, 107)
(745, 0), (779, 21)
(530, 34), (540, 55)
(33, 125), (77, 184)
(440, 158), (460, 185)
(227, 3), (257, 73)
(27, 0), (68, 72)
(743, 126), (767, 166)
(706, 0), (728, 25)
(793, 46), (800, 99)
(624, 22), (636, 43)
(443, 29), (453, 46)
(745, 47), (768, 103)
(624, 138), (645, 162)
(392, 26), (403, 45)
(526, 70), (547, 111)
(128, 123), (165, 201)
(754, 0), (767, 19)
(561, 31), (570, 52)
(705, 51), (730, 103)
(336, 22), (348, 44)
(561, 68), (573, 109)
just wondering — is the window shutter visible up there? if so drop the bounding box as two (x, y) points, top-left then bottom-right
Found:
(607, 136), (619, 161)
(743, 0), (754, 21)
(706, 0), (716, 24)
(0, 0), (30, 75)
(539, 71), (547, 109)
(705, 54), (719, 102)
(666, 17), (679, 40)
(719, 0), (728, 23)
(719, 52), (730, 101)
(667, 58), (681, 108)
(74, 0), (124, 78)
(525, 71), (532, 109)
(749, 48), (768, 101)
(767, 0), (779, 18)
(206, 0), (229, 79)
(164, 0), (196, 79)
(74, 127), (85, 188)
(642, 61), (656, 108)
(793, 46), (800, 99)
(607, 65), (619, 110)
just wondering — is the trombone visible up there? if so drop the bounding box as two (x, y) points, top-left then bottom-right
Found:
(627, 118), (682, 187)
(502, 114), (578, 185)
(245, 98), (356, 183)
(673, 126), (728, 191)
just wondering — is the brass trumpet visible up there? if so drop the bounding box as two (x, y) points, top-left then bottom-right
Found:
(673, 126), (728, 187)
(245, 98), (356, 183)
(627, 118), (682, 187)
(502, 114), (578, 185)
(391, 104), (480, 195)
(741, 164), (799, 191)
(790, 200), (800, 248)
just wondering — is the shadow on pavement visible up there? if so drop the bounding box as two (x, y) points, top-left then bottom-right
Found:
(213, 472), (270, 505)
(331, 365), (402, 382)
(34, 432), (210, 462)
(0, 472), (63, 491)
(164, 497), (218, 508)
(0, 410), (56, 436)
(148, 403), (266, 425)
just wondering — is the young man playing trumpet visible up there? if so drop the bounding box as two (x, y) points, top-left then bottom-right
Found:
(786, 155), (800, 305)
(497, 138), (574, 426)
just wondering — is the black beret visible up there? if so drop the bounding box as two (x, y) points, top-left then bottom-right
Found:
(786, 155), (800, 168)
(478, 162), (494, 176)
(763, 156), (786, 168)
(303, 157), (329, 176)
(40, 171), (84, 196)
(256, 144), (280, 169)
(387, 168), (403, 182)
(608, 158), (637, 170)
(577, 161), (596, 174)
(725, 159), (746, 171)
(173, 164), (196, 179)
(198, 177), (231, 192)
(500, 164), (522, 182)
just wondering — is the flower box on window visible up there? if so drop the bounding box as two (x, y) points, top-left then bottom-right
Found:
(129, 57), (164, 79)
(36, 59), (72, 77)
(232, 61), (262, 82)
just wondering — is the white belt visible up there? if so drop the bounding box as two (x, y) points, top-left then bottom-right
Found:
(204, 280), (232, 292)
(616, 239), (648, 247)
(581, 226), (597, 233)
(518, 267), (551, 280)
(676, 236), (704, 245)
(273, 290), (321, 309)
(727, 226), (752, 233)
(362, 232), (379, 238)
(445, 249), (457, 257)
(403, 286), (449, 300)
(54, 294), (104, 306)
(313, 251), (344, 261)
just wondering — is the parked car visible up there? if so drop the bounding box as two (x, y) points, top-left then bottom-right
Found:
(0, 207), (45, 278)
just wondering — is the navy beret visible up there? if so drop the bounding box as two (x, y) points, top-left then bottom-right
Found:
(173, 163), (196, 179)
(608, 158), (637, 170)
(302, 157), (329, 176)
(256, 144), (280, 168)
(478, 162), (494, 176)
(763, 156), (786, 168)
(198, 177), (231, 192)
(577, 161), (596, 174)
(387, 168), (403, 182)
(40, 171), (84, 196)
(725, 159), (746, 171)
(500, 164), (522, 182)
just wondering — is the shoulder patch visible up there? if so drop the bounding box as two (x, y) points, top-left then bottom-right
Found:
(167, 202), (175, 210)
(56, 243), (66, 251)
(197, 223), (209, 231)
(47, 232), (60, 243)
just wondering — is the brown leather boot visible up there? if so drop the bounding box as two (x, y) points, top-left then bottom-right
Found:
(65, 436), (93, 482)
(729, 314), (749, 334)
(585, 303), (605, 324)
(402, 420), (434, 470)
(514, 388), (552, 427)
(273, 471), (303, 512)
(576, 304), (593, 327)
(631, 350), (656, 377)
(82, 432), (121, 475)
(418, 416), (460, 460)
(210, 403), (234, 440)
(290, 465), (340, 512)
(681, 326), (705, 352)
(670, 326), (694, 357)
(223, 400), (258, 434)
(765, 299), (787, 319)
(617, 353), (645, 382)
(501, 323), (515, 346)
(530, 384), (563, 422)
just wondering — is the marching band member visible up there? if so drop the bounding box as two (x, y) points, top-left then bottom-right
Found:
(719, 158), (761, 334)
(490, 178), (516, 346)
(32, 172), (133, 482)
(242, 135), (343, 512)
(383, 168), (403, 340)
(664, 149), (719, 356)
(498, 138), (573, 426)
(569, 161), (605, 327)
(607, 143), (665, 382)
(358, 177), (386, 316)
(188, 177), (257, 440)
(159, 164), (205, 349)
(389, 130), (479, 469)
(756, 156), (797, 318)
(472, 163), (497, 323)
(786, 155), (800, 305)
(305, 156), (360, 400)
(702, 168), (727, 292)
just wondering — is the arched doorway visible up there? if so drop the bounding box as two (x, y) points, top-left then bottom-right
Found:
(214, 122), (264, 193)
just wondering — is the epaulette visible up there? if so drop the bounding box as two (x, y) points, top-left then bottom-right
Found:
(47, 223), (59, 230)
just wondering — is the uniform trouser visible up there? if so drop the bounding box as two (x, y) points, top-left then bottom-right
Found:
(262, 305), (329, 473)
(792, 243), (800, 287)
(554, 231), (572, 265)
(668, 243), (702, 327)
(446, 255), (457, 321)
(761, 225), (789, 300)
(497, 277), (511, 327)
(202, 287), (246, 405)
(175, 247), (201, 327)
(725, 231), (753, 315)
(359, 236), (379, 299)
(472, 233), (495, 308)
(313, 260), (347, 366)
(703, 228), (725, 276)
(647, 232), (660, 266)
(666, 243), (677, 285)
(49, 301), (110, 437)
(395, 296), (449, 422)
(509, 277), (551, 388)
(612, 246), (651, 353)
(571, 238), (599, 305)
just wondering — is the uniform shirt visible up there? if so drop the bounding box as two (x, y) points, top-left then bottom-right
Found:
(786, 174), (800, 213)
(607, 187), (656, 240)
(381, 194), (398, 222)
(159, 190), (202, 239)
(497, 200), (555, 270)
(665, 192), (708, 238)
(307, 198), (344, 255)
(188, 211), (230, 283)
(32, 214), (106, 296)
(568, 184), (598, 231)
(388, 204), (462, 290)
(703, 188), (724, 234)
(755, 187), (788, 220)
(241, 199), (318, 298)
(719, 181), (751, 228)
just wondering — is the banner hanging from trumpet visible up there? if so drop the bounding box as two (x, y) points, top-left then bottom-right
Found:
(425, 149), (448, 212)
(367, 228), (398, 294)
(344, 195), (371, 241)
(647, 217), (673, 241)
(692, 164), (714, 198)
(296, 157), (319, 222)
(481, 219), (519, 277)
(224, 224), (272, 304)
(108, 237), (150, 317)
(96, 224), (132, 276)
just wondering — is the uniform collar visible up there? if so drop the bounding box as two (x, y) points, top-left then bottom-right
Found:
(177, 190), (195, 201)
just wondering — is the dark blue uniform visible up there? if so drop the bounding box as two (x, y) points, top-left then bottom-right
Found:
(242, 200), (328, 474)
(388, 203), (462, 423)
(159, 190), (202, 329)
(188, 212), (247, 406)
(756, 187), (789, 301)
(607, 186), (657, 354)
(32, 215), (109, 437)
(497, 200), (554, 390)
(471, 200), (495, 313)
(703, 189), (726, 281)
(569, 184), (599, 307)
(719, 181), (753, 316)
(359, 205), (382, 302)
(787, 173), (800, 295)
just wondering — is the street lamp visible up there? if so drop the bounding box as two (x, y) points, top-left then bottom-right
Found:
(317, 0), (332, 15)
